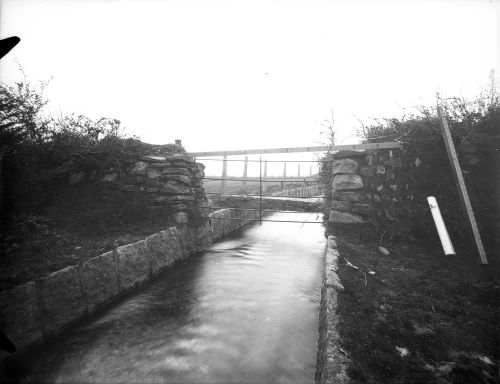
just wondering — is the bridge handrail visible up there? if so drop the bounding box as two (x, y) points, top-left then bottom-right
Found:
(187, 142), (402, 157)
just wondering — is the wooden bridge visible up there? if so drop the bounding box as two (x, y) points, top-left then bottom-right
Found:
(187, 142), (402, 194)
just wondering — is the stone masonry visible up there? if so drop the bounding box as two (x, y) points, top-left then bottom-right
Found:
(327, 148), (404, 230)
(0, 207), (261, 367)
(65, 153), (206, 224)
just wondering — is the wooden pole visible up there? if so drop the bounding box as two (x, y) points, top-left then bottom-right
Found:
(259, 157), (262, 225)
(438, 107), (488, 264)
(297, 163), (301, 187)
(263, 159), (268, 193)
(242, 156), (248, 186)
(221, 155), (227, 195)
(282, 161), (287, 187)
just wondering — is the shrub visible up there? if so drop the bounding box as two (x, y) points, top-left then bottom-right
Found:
(0, 78), (184, 218)
(368, 89), (497, 252)
(319, 79), (499, 254)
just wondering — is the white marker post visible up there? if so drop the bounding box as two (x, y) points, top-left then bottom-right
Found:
(427, 196), (456, 255)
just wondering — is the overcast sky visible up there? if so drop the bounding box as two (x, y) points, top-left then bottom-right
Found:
(0, 0), (498, 175)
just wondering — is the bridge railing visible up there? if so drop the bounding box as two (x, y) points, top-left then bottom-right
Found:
(189, 142), (402, 224)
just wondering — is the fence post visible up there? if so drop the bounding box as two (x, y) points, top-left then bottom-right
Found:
(282, 161), (287, 187)
(220, 154), (227, 195)
(259, 157), (262, 225)
(263, 159), (268, 193)
(242, 156), (248, 186)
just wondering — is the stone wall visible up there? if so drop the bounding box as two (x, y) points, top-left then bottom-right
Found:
(0, 207), (260, 364)
(315, 235), (349, 384)
(325, 149), (404, 234)
(217, 194), (322, 212)
(272, 185), (321, 198)
(66, 154), (205, 223)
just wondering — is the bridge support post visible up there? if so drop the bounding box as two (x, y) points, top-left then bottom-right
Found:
(282, 161), (287, 188)
(221, 155), (227, 195)
(242, 156), (248, 186)
(263, 159), (268, 193)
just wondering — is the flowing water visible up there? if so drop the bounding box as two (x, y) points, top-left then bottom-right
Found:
(7, 212), (325, 384)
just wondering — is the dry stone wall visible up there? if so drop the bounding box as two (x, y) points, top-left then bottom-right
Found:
(326, 149), (404, 234)
(272, 185), (321, 198)
(0, 208), (261, 365)
(65, 154), (206, 223)
(218, 194), (322, 212)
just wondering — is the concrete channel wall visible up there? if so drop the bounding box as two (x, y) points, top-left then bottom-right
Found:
(0, 208), (261, 363)
(315, 235), (349, 384)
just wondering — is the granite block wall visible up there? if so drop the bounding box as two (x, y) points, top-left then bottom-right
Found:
(0, 208), (261, 363)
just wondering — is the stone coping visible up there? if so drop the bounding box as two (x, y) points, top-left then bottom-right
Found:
(315, 235), (350, 384)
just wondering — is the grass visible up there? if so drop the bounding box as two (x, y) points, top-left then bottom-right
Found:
(0, 184), (177, 291)
(0, 178), (309, 291)
(334, 232), (499, 384)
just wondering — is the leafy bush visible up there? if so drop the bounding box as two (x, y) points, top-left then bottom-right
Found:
(0, 78), (184, 217)
(354, 81), (499, 253)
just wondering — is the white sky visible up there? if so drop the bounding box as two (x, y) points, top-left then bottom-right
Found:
(0, 0), (499, 176)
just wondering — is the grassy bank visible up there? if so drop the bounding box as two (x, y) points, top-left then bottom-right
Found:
(334, 233), (499, 383)
(0, 183), (177, 291)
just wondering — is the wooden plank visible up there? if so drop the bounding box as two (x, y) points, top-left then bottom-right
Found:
(438, 107), (488, 264)
(187, 142), (402, 157)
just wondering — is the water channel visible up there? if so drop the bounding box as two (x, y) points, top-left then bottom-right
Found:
(6, 212), (325, 383)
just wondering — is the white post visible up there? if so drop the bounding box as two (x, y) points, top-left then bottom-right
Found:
(427, 196), (456, 255)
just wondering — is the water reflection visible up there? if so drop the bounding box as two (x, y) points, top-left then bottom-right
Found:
(6, 213), (324, 384)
